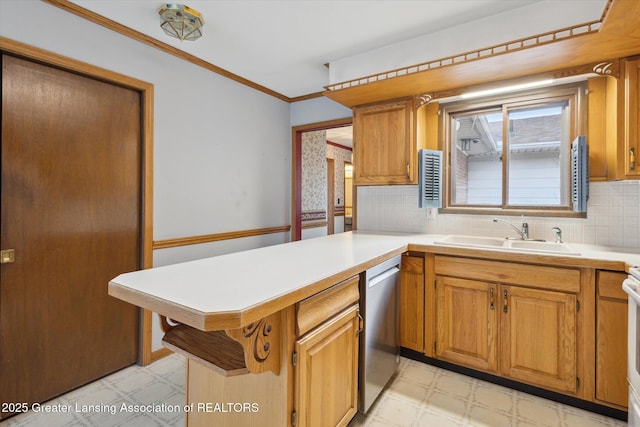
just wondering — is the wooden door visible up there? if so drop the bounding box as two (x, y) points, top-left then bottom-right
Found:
(294, 305), (359, 427)
(1, 54), (141, 414)
(500, 285), (577, 394)
(435, 276), (498, 373)
(399, 254), (424, 351)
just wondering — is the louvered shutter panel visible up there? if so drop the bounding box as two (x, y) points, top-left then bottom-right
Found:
(571, 135), (589, 213)
(419, 149), (443, 208)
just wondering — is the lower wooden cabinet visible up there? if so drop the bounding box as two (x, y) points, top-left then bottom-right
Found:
(294, 305), (360, 427)
(500, 285), (577, 393)
(400, 254), (425, 352)
(293, 275), (361, 427)
(595, 270), (628, 409)
(435, 276), (498, 373)
(433, 255), (581, 396)
(435, 275), (578, 394)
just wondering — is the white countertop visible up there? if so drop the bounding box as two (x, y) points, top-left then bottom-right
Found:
(109, 231), (412, 329)
(108, 231), (640, 331)
(409, 234), (640, 267)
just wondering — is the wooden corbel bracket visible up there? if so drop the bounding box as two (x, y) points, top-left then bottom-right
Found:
(225, 311), (281, 375)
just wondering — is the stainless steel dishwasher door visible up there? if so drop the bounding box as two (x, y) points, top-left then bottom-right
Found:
(360, 255), (401, 413)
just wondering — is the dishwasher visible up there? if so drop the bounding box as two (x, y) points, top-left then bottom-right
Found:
(359, 255), (401, 413)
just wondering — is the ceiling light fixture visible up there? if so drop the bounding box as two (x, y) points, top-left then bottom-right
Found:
(461, 79), (555, 99)
(158, 4), (204, 41)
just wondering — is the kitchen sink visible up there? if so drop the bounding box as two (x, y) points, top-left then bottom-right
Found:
(435, 235), (506, 247)
(503, 239), (580, 255)
(435, 235), (580, 256)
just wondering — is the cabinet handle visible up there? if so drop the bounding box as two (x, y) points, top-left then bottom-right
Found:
(356, 311), (364, 335)
(503, 289), (508, 313)
(631, 148), (636, 171)
(406, 162), (410, 179)
(489, 287), (495, 310)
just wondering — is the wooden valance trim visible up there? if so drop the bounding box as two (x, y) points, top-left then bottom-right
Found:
(324, 18), (604, 93)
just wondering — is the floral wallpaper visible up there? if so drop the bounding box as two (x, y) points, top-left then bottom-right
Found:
(301, 130), (353, 220)
(302, 130), (327, 213)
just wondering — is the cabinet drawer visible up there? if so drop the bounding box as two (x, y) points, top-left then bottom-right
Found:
(434, 255), (580, 293)
(597, 270), (628, 300)
(296, 275), (360, 336)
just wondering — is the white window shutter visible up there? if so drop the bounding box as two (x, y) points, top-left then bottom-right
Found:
(419, 149), (443, 208)
(571, 135), (589, 213)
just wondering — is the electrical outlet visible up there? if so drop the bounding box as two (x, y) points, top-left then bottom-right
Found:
(426, 208), (437, 220)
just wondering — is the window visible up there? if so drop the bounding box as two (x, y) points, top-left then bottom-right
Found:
(442, 83), (586, 216)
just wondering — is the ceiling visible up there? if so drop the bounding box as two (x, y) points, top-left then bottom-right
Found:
(326, 126), (353, 148)
(67, 0), (555, 99)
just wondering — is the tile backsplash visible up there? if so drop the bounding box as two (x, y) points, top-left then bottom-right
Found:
(357, 181), (640, 249)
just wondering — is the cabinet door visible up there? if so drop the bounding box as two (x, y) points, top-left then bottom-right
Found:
(624, 57), (640, 177)
(596, 271), (628, 408)
(500, 286), (577, 394)
(353, 98), (415, 185)
(435, 276), (498, 373)
(400, 254), (424, 351)
(294, 305), (360, 427)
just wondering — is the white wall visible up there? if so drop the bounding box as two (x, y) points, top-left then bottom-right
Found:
(291, 97), (352, 126)
(1, 1), (292, 253)
(1, 0), (293, 351)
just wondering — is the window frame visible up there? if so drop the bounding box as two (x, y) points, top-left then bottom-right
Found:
(439, 82), (587, 217)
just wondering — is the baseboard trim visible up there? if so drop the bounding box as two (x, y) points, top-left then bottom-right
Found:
(150, 347), (173, 363)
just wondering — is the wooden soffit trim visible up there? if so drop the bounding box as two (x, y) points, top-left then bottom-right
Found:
(324, 0), (640, 107)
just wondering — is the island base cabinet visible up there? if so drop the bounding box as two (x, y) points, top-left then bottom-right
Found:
(294, 304), (360, 427)
(185, 359), (289, 427)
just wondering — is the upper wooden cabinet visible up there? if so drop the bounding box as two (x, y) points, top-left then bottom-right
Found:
(589, 57), (640, 181)
(353, 98), (432, 185)
(622, 57), (640, 178)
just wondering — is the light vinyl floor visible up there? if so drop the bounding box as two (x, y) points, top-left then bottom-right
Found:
(1, 354), (627, 427)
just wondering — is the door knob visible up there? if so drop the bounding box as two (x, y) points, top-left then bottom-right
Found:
(1, 249), (15, 264)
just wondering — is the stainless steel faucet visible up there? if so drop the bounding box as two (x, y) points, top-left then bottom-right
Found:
(552, 226), (563, 243)
(492, 217), (529, 240)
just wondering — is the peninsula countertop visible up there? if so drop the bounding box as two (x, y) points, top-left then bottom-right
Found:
(108, 231), (412, 331)
(108, 231), (640, 332)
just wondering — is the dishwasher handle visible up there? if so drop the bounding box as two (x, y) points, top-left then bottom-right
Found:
(369, 266), (400, 288)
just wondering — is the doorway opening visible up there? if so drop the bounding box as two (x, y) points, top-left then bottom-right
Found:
(291, 118), (353, 241)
